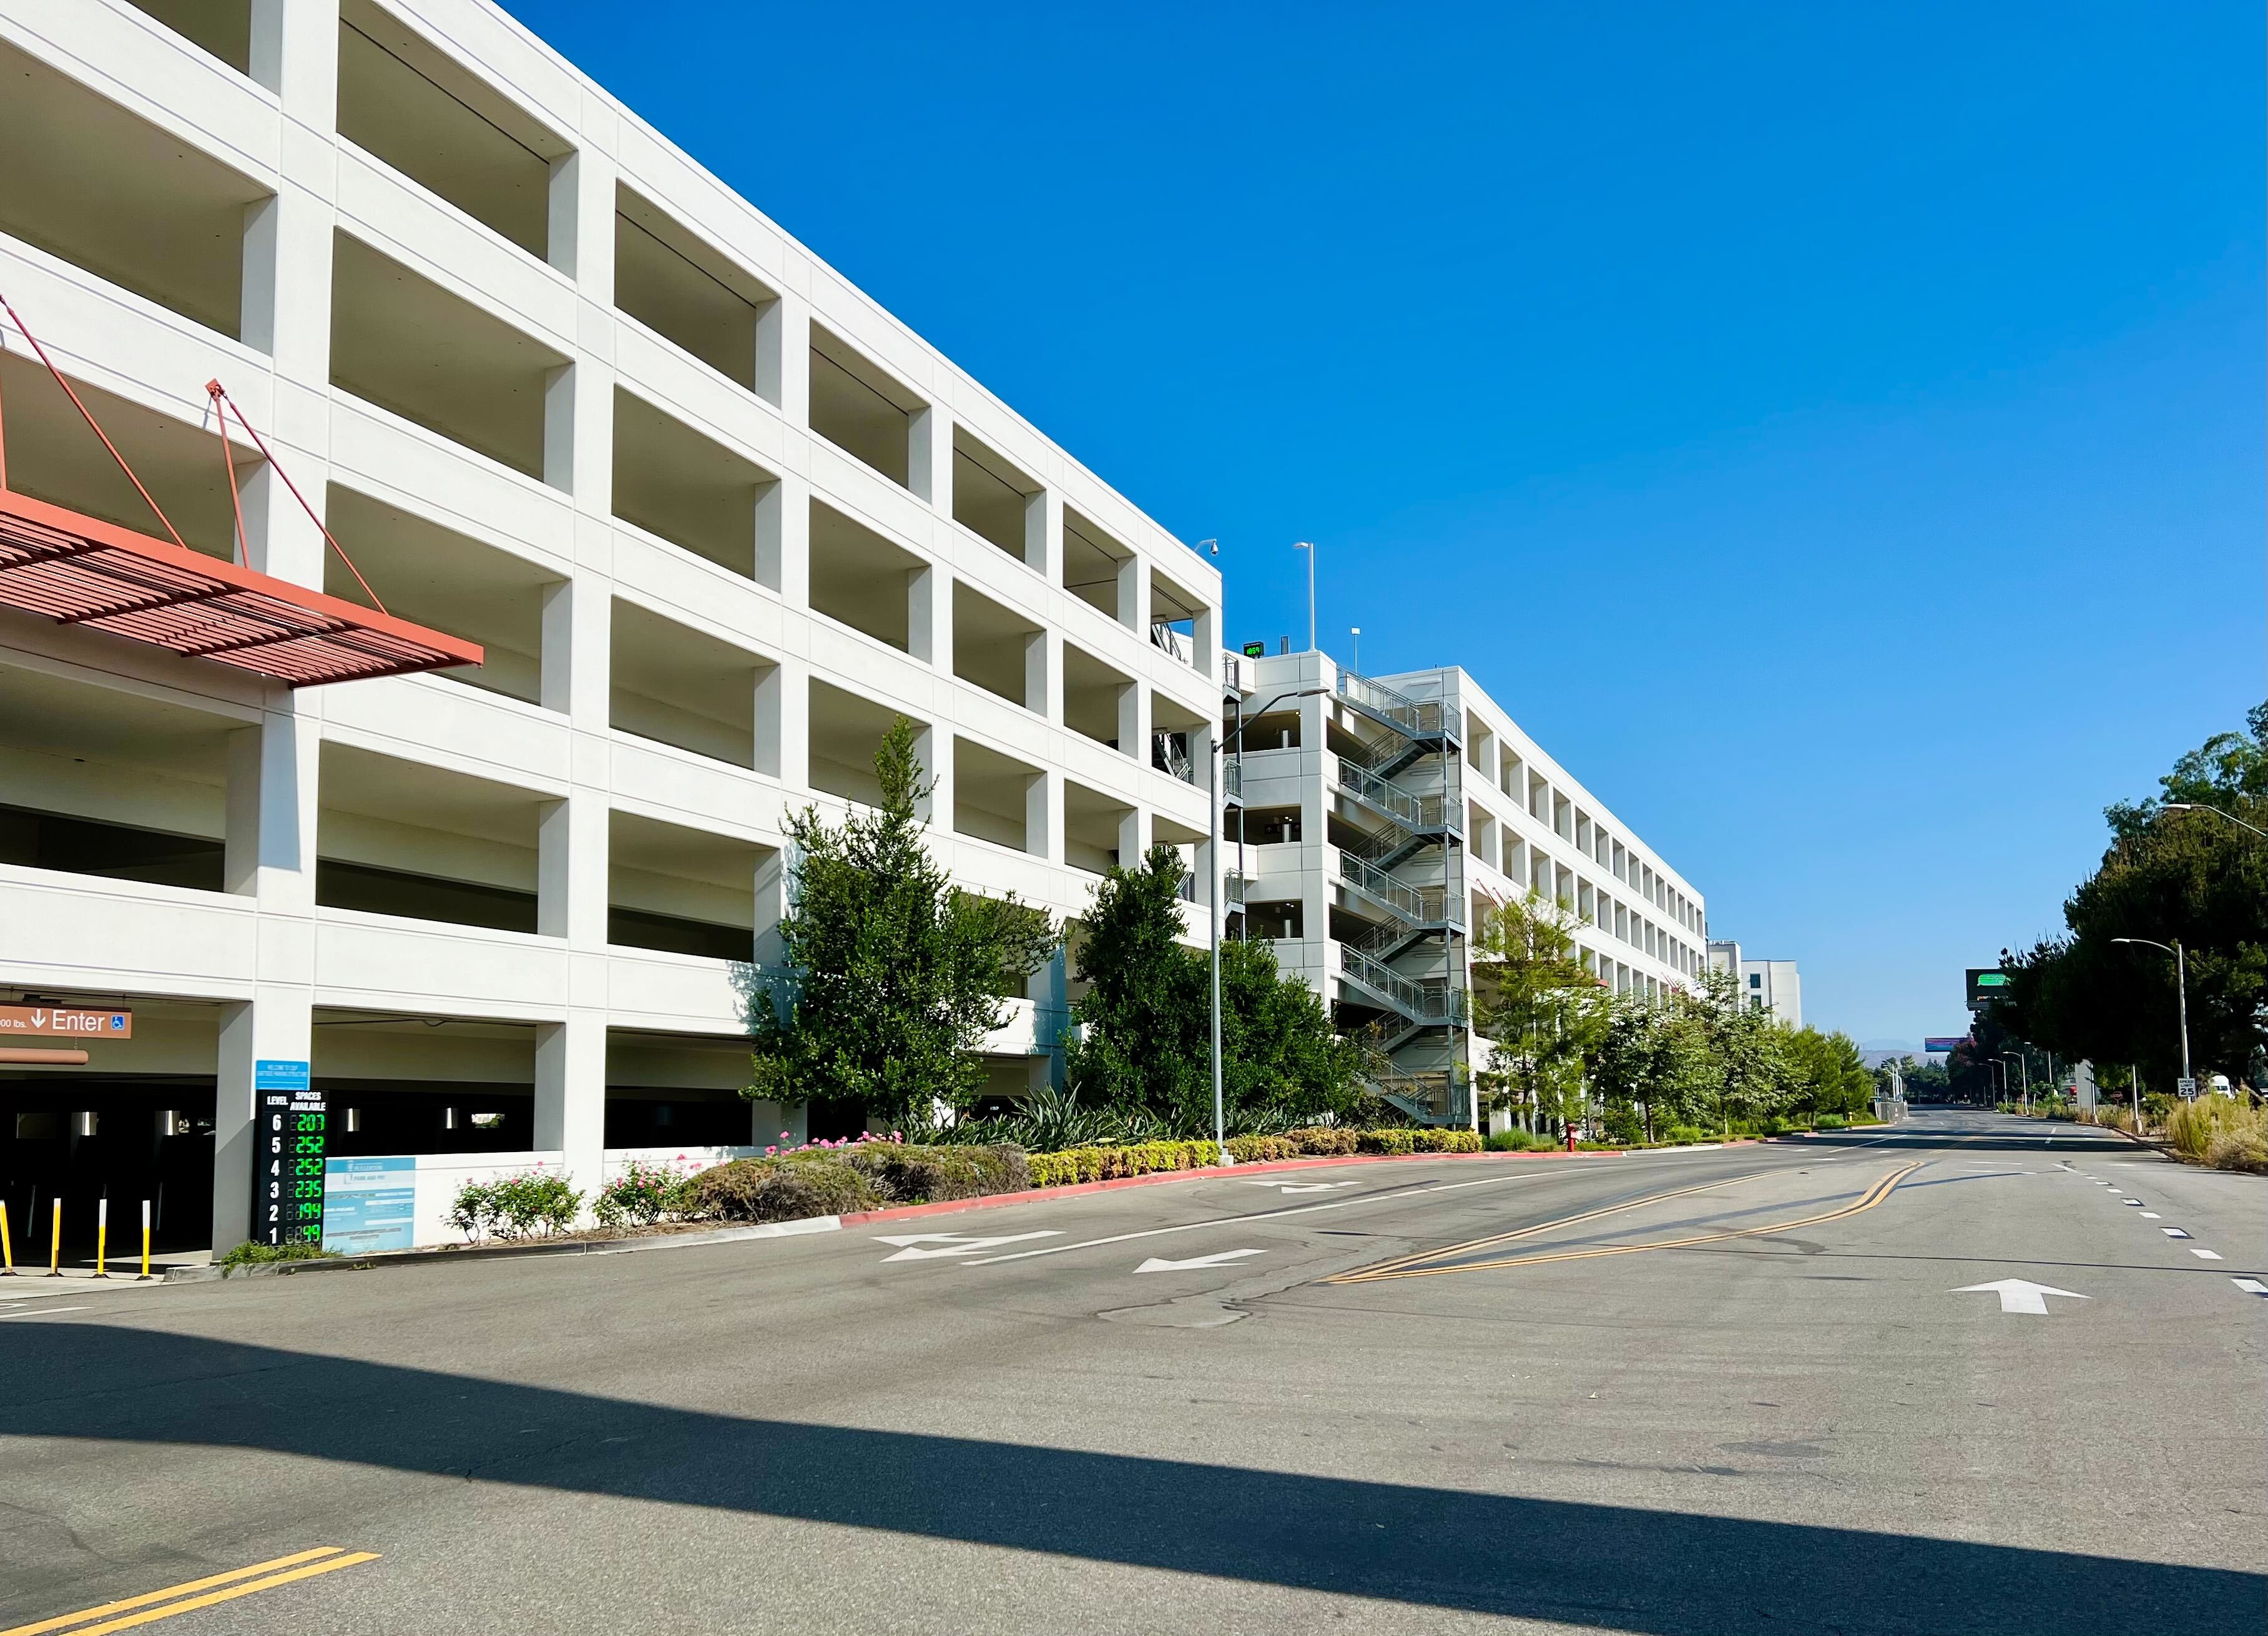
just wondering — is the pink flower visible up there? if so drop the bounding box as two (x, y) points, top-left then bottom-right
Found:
(765, 1145), (777, 1156)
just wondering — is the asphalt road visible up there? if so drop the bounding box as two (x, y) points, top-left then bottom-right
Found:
(1, 1110), (2261, 1635)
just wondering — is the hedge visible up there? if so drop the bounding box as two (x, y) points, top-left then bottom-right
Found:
(1028, 1140), (1220, 1188)
(682, 1142), (1028, 1223)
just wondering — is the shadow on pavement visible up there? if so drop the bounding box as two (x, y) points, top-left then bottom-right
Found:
(2, 1326), (2256, 1635)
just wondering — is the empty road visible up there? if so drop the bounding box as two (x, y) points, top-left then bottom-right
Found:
(1, 1110), (2261, 1634)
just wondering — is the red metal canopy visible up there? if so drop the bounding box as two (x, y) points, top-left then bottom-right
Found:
(0, 486), (484, 686)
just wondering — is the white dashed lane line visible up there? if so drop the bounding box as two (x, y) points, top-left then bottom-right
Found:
(2140, 1211), (2162, 1219)
(2234, 1279), (2268, 1298)
(2161, 1228), (2191, 1239)
(2191, 1248), (2225, 1260)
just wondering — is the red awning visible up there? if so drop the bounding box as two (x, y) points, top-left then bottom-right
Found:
(0, 486), (483, 686)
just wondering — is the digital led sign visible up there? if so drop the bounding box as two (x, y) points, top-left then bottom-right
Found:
(250, 1063), (326, 1248)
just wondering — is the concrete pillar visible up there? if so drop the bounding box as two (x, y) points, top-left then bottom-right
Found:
(909, 563), (949, 669)
(536, 797), (605, 944)
(755, 475), (805, 600)
(1116, 806), (1146, 869)
(1194, 601), (1219, 681)
(1116, 553), (1149, 634)
(765, 293), (809, 424)
(1025, 628), (1058, 719)
(758, 660), (809, 789)
(213, 705), (320, 1254)
(1025, 486), (1060, 579)
(535, 1012), (606, 1217)
(1115, 680), (1142, 762)
(910, 406), (951, 510)
(1025, 771), (1056, 863)
(915, 722), (952, 830)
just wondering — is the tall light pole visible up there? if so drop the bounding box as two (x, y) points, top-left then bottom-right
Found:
(1210, 686), (1327, 1162)
(2161, 802), (2268, 838)
(1294, 541), (1315, 653)
(2000, 1051), (2028, 1112)
(2111, 936), (2191, 1094)
(1350, 626), (1360, 673)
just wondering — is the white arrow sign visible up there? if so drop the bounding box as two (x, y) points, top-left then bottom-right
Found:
(1953, 1279), (2090, 1315)
(1135, 1249), (1264, 1274)
(1235, 1180), (1360, 1195)
(873, 1231), (1061, 1261)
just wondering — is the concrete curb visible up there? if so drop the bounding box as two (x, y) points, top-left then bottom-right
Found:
(163, 1140), (1746, 1284)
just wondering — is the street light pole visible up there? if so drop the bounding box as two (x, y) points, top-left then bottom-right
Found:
(1294, 541), (1315, 653)
(1210, 686), (1327, 1163)
(1350, 626), (1360, 673)
(2111, 936), (2191, 1093)
(2161, 802), (2268, 839)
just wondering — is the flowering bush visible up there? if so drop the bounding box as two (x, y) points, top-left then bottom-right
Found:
(594, 1160), (693, 1229)
(449, 1169), (582, 1241)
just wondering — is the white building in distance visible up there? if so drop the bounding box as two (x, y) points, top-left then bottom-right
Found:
(0, 0), (1223, 1258)
(1223, 648), (1708, 1130)
(1706, 942), (1804, 1029)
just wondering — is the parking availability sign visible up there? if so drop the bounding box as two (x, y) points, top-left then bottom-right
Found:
(251, 1060), (326, 1248)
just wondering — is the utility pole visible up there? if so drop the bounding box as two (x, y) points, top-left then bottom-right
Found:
(1294, 541), (1315, 653)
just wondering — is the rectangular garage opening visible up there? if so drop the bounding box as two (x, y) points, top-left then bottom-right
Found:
(330, 232), (570, 481)
(1063, 508), (1131, 622)
(808, 325), (919, 489)
(808, 500), (918, 652)
(1149, 568), (1204, 668)
(1063, 643), (1132, 752)
(125, 2), (253, 74)
(325, 486), (554, 704)
(808, 681), (919, 807)
(1063, 780), (1134, 877)
(316, 742), (544, 934)
(317, 1010), (538, 1156)
(0, 38), (270, 340)
(954, 739), (1039, 854)
(606, 1030), (762, 1148)
(611, 599), (763, 769)
(609, 811), (765, 961)
(0, 353), (253, 564)
(614, 187), (776, 394)
(612, 389), (776, 579)
(951, 428), (1040, 565)
(335, 0), (569, 261)
(0, 665), (240, 893)
(952, 583), (1043, 711)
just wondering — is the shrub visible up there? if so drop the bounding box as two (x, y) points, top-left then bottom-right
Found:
(847, 1143), (1029, 1203)
(1028, 1139), (1220, 1188)
(449, 1171), (583, 1241)
(219, 1239), (338, 1274)
(2168, 1096), (2268, 1171)
(1661, 1124), (1708, 1146)
(1285, 1126), (1359, 1156)
(595, 1160), (690, 1229)
(2205, 1125), (2268, 1173)
(1226, 1135), (1300, 1163)
(684, 1155), (882, 1222)
(1358, 1128), (1418, 1155)
(1814, 1113), (1848, 1131)
(1414, 1129), (1482, 1153)
(1486, 1128), (1558, 1152)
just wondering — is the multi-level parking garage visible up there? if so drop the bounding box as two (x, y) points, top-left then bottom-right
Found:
(1222, 649), (1707, 1133)
(0, 0), (1221, 1259)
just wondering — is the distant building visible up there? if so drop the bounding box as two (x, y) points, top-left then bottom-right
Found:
(1706, 942), (1803, 1029)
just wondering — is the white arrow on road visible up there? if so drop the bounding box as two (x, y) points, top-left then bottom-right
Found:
(1235, 1179), (1361, 1195)
(873, 1231), (1061, 1261)
(1134, 1249), (1264, 1274)
(1953, 1279), (2090, 1315)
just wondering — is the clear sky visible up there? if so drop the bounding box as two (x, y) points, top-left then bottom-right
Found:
(503, 1), (2264, 1045)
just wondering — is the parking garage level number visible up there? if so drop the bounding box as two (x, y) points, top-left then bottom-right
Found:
(252, 1061), (326, 1249)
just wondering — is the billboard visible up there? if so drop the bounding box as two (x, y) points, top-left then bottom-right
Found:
(1965, 969), (2013, 1010)
(1923, 1037), (1966, 1054)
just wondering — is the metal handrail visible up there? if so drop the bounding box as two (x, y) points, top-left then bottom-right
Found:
(1222, 759), (1242, 798)
(1339, 944), (1469, 1023)
(1152, 731), (1194, 784)
(1336, 668), (1445, 737)
(1339, 850), (1431, 922)
(1335, 758), (1421, 825)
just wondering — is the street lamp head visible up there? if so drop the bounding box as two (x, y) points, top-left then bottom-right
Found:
(1197, 538), (1219, 557)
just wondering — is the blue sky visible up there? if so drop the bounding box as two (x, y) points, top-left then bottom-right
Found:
(503, 1), (2263, 1045)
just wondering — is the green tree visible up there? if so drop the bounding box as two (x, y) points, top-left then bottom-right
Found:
(1781, 1027), (1873, 1123)
(1691, 965), (1790, 1132)
(744, 719), (1058, 1132)
(1472, 891), (1610, 1133)
(2000, 702), (2267, 1088)
(1064, 846), (1367, 1134)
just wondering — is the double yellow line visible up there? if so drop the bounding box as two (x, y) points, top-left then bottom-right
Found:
(1328, 1162), (1922, 1284)
(2, 1547), (378, 1636)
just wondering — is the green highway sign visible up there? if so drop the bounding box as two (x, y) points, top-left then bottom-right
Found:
(1965, 968), (2012, 1010)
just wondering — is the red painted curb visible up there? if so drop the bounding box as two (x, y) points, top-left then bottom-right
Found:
(833, 1145), (1632, 1228)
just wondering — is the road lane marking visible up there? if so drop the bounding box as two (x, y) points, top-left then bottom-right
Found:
(1135, 1249), (1264, 1273)
(1328, 1163), (1921, 1284)
(1, 1549), (374, 1636)
(2140, 1212), (2161, 1219)
(2234, 1279), (2268, 1297)
(1322, 1171), (1777, 1282)
(1953, 1278), (2089, 1316)
(2121, 1199), (2143, 1206)
(873, 1231), (1060, 1261)
(0, 1306), (88, 1319)
(961, 1163), (1651, 1266)
(2190, 1248), (2224, 1260)
(2161, 1228), (2191, 1239)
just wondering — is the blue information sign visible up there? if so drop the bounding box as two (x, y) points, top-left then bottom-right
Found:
(255, 1059), (311, 1091)
(323, 1156), (416, 1255)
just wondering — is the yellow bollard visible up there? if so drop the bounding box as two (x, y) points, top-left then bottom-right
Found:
(0, 1200), (14, 1276)
(92, 1197), (109, 1278)
(47, 1197), (62, 1276)
(138, 1199), (153, 1281)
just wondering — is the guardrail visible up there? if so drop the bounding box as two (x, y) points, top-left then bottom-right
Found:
(1337, 669), (1446, 737)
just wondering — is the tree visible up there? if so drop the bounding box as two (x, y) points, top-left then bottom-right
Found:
(1781, 1028), (1873, 1122)
(1472, 891), (1610, 1133)
(744, 719), (1058, 1133)
(1064, 846), (1368, 1135)
(1690, 965), (1790, 1132)
(2000, 702), (2267, 1088)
